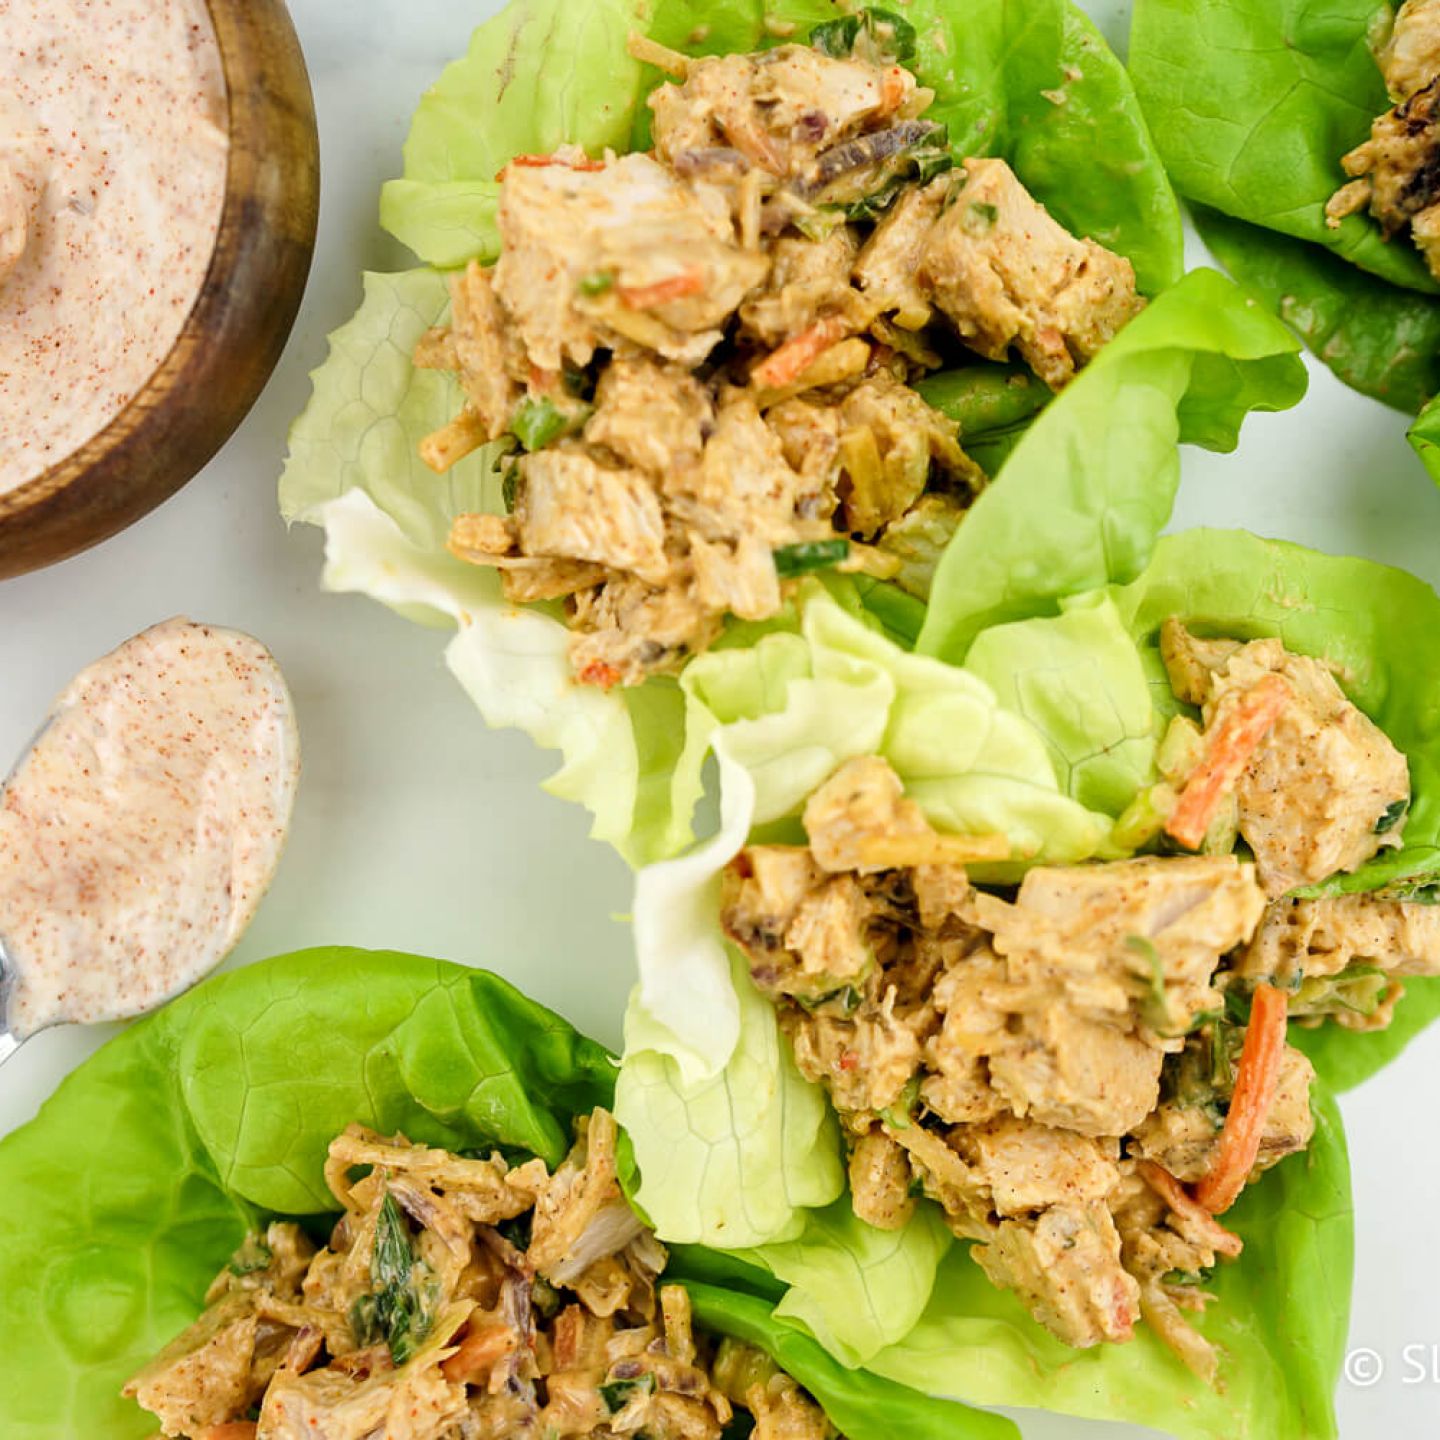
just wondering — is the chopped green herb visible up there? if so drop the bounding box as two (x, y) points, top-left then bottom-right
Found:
(964, 202), (999, 234)
(497, 1210), (533, 1252)
(578, 270), (615, 297)
(501, 463), (520, 514)
(1291, 963), (1393, 1020)
(1376, 798), (1409, 834)
(1162, 1268), (1209, 1287)
(810, 8), (917, 64)
(531, 1275), (562, 1321)
(600, 1372), (656, 1414)
(880, 1075), (923, 1130)
(1126, 935), (1171, 1031)
(773, 538), (850, 579)
(226, 1235), (273, 1277)
(511, 396), (592, 453)
(349, 1190), (437, 1365)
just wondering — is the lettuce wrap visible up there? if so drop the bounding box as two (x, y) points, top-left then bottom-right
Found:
(612, 402), (1440, 1439)
(1129, 0), (1440, 478)
(0, 947), (1014, 1440)
(279, 0), (1306, 868)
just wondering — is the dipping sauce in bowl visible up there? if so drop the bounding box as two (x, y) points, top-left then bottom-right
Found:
(0, 1), (231, 492)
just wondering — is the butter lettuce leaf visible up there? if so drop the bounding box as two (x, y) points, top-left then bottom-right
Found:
(916, 268), (1307, 665)
(0, 948), (1005, 1440)
(870, 1083), (1353, 1440)
(1129, 0), (1440, 293)
(1193, 203), (1440, 414)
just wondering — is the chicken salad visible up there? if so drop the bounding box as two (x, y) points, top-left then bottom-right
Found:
(422, 18), (1142, 688)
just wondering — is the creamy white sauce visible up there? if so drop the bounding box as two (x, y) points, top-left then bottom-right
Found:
(0, 620), (299, 1038)
(0, 0), (229, 492)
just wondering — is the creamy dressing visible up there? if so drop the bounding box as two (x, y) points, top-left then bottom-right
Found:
(0, 620), (299, 1038)
(0, 0), (229, 492)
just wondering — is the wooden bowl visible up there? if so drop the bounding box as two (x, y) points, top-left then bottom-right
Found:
(0, 0), (321, 580)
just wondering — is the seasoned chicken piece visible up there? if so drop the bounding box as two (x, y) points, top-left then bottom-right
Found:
(912, 864), (973, 931)
(787, 1002), (926, 1114)
(585, 356), (712, 476)
(972, 1203), (1141, 1347)
(494, 151), (769, 370)
(971, 856), (1266, 1033)
(444, 262), (524, 439)
(325, 1128), (547, 1226)
(1240, 891), (1440, 984)
(123, 1296), (264, 1437)
(450, 512), (611, 603)
(918, 158), (1144, 389)
(1380, 0), (1440, 100)
(987, 1005), (1165, 1138)
(1162, 623), (1411, 896)
(957, 1116), (1120, 1217)
(569, 575), (724, 688)
(649, 46), (916, 181)
(1129, 1043), (1316, 1183)
(667, 393), (821, 543)
(803, 755), (1008, 873)
(689, 531), (784, 621)
(834, 374), (981, 535)
(849, 1128), (918, 1230)
(739, 229), (860, 346)
(853, 176), (948, 327)
(1326, 77), (1440, 279)
(764, 396), (843, 499)
(722, 845), (827, 949)
(516, 447), (669, 585)
(529, 1110), (646, 1287)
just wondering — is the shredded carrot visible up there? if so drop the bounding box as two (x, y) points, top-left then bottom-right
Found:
(1136, 1160), (1243, 1257)
(578, 660), (623, 689)
(500, 152), (607, 177)
(199, 1425), (259, 1440)
(617, 266), (706, 310)
(1193, 984), (1289, 1214)
(751, 316), (850, 389)
(1164, 673), (1290, 850)
(440, 1323), (516, 1384)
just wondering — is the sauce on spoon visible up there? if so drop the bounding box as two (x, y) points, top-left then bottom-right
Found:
(0, 618), (299, 1039)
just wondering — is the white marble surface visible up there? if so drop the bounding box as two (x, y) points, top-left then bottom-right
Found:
(1, 2), (1437, 1435)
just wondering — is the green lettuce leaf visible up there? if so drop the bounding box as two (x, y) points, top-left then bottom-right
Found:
(386, 0), (1183, 291)
(1108, 527), (1440, 1088)
(870, 1082), (1353, 1440)
(964, 590), (1160, 817)
(1409, 390), (1440, 481)
(1192, 203), (1440, 413)
(279, 270), (707, 867)
(0, 948), (1004, 1440)
(916, 268), (1308, 664)
(1129, 0), (1440, 293)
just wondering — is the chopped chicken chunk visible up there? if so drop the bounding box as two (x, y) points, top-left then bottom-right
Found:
(1382, 0), (1440, 100)
(517, 447), (670, 584)
(973, 1203), (1140, 1347)
(853, 176), (949, 326)
(918, 158), (1144, 389)
(1162, 622), (1411, 896)
(495, 151), (769, 371)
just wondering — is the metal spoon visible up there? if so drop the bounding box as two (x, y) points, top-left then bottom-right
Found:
(0, 619), (300, 1061)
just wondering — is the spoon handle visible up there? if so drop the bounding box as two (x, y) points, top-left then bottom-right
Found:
(0, 1029), (20, 1068)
